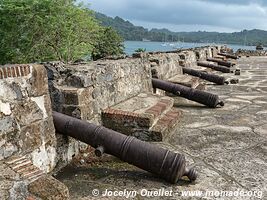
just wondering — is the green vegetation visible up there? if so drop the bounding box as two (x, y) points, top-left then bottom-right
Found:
(135, 48), (146, 53)
(95, 12), (267, 46)
(92, 27), (124, 60)
(0, 0), (124, 65)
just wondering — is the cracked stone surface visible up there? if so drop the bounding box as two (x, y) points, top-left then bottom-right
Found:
(56, 57), (267, 200)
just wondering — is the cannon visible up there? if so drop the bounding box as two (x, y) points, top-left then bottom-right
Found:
(217, 52), (238, 59)
(152, 78), (224, 108)
(182, 67), (228, 85)
(53, 111), (197, 183)
(206, 58), (233, 67)
(197, 61), (231, 73)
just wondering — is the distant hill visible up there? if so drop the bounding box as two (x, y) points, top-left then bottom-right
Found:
(94, 12), (267, 46)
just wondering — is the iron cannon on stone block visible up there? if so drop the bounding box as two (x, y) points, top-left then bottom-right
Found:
(182, 67), (228, 85)
(53, 111), (197, 183)
(206, 58), (234, 67)
(217, 52), (238, 60)
(152, 78), (224, 108)
(197, 61), (231, 73)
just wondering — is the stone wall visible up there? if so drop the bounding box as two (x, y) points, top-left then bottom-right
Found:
(169, 46), (220, 67)
(0, 64), (56, 173)
(236, 49), (267, 56)
(0, 45), (224, 174)
(47, 57), (152, 122)
(46, 57), (152, 168)
(0, 45), (227, 199)
(148, 52), (182, 80)
(44, 45), (222, 169)
(143, 46), (221, 80)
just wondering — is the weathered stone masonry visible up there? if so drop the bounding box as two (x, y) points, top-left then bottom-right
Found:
(0, 64), (56, 171)
(0, 64), (68, 199)
(44, 45), (224, 166)
(0, 45), (226, 199)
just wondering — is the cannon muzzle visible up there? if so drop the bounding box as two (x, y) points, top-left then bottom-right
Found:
(53, 111), (197, 183)
(197, 61), (231, 73)
(152, 78), (224, 108)
(217, 52), (238, 59)
(182, 67), (228, 85)
(207, 58), (233, 67)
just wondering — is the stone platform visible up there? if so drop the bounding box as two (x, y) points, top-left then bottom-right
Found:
(168, 74), (200, 88)
(102, 93), (182, 141)
(56, 56), (267, 199)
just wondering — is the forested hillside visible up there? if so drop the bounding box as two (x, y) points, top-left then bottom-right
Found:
(95, 12), (267, 46)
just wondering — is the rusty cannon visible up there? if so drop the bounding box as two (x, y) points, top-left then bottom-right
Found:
(217, 52), (238, 60)
(53, 111), (197, 183)
(197, 61), (231, 73)
(206, 58), (234, 67)
(152, 78), (224, 108)
(182, 67), (228, 85)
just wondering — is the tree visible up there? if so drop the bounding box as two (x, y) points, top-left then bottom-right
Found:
(135, 48), (146, 53)
(0, 0), (101, 64)
(91, 27), (124, 60)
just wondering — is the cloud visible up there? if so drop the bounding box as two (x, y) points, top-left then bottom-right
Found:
(82, 0), (267, 32)
(199, 0), (267, 6)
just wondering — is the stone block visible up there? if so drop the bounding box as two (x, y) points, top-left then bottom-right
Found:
(28, 175), (69, 200)
(29, 65), (49, 97)
(101, 93), (176, 141)
(62, 105), (81, 119)
(12, 100), (44, 127)
(0, 162), (20, 180)
(0, 180), (14, 200)
(19, 122), (43, 153)
(150, 108), (182, 140)
(66, 73), (93, 88)
(42, 116), (57, 145)
(168, 74), (200, 88)
(61, 86), (93, 107)
(63, 88), (79, 105)
(77, 87), (94, 105)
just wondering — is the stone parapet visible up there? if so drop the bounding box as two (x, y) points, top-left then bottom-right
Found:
(46, 57), (152, 123)
(0, 64), (69, 199)
(236, 49), (267, 56)
(0, 64), (56, 173)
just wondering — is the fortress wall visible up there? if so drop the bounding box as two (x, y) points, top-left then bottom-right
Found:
(0, 45), (226, 198)
(148, 52), (183, 79)
(0, 64), (57, 173)
(0, 45), (223, 172)
(45, 57), (152, 168)
(236, 49), (267, 56)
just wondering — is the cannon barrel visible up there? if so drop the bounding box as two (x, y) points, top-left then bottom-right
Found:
(182, 67), (228, 85)
(53, 111), (197, 183)
(217, 52), (238, 59)
(206, 58), (233, 67)
(152, 78), (224, 108)
(197, 61), (231, 73)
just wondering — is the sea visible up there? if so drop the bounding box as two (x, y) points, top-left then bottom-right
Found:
(124, 41), (256, 55)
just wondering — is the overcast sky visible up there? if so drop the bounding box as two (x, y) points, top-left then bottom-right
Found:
(81, 0), (267, 32)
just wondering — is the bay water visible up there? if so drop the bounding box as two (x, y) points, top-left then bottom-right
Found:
(124, 41), (256, 55)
